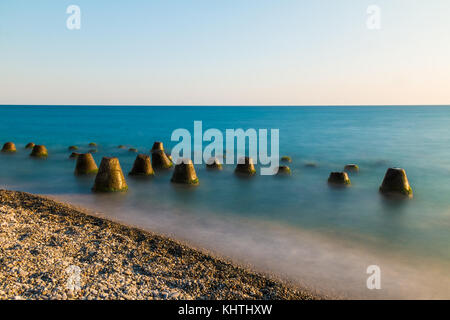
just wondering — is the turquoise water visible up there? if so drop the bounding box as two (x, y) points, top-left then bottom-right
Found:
(1, 106), (449, 297)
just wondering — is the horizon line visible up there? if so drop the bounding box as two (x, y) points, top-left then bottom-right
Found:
(1, 104), (450, 108)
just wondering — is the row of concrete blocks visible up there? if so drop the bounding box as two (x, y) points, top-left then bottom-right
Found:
(1, 141), (413, 198)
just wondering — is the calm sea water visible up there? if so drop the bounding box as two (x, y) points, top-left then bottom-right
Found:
(0, 106), (449, 298)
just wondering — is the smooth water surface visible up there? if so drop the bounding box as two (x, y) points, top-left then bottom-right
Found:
(1, 106), (449, 298)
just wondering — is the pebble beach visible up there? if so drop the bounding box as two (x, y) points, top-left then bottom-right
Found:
(0, 189), (318, 300)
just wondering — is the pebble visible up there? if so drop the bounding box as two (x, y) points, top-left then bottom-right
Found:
(0, 189), (317, 301)
(19, 269), (28, 277)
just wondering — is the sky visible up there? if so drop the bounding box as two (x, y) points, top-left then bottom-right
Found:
(1, 0), (450, 106)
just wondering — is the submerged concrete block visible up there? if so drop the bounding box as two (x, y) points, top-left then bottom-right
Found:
(30, 145), (48, 158)
(151, 142), (164, 152)
(129, 154), (154, 176)
(151, 150), (173, 170)
(235, 157), (256, 176)
(276, 165), (291, 175)
(1, 142), (16, 153)
(69, 152), (81, 159)
(281, 156), (292, 163)
(75, 153), (98, 175)
(328, 172), (351, 186)
(379, 168), (413, 198)
(304, 162), (318, 168)
(171, 159), (199, 185)
(344, 164), (359, 173)
(206, 157), (223, 170)
(92, 157), (128, 192)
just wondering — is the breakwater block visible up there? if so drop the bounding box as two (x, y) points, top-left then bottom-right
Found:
(235, 157), (256, 176)
(171, 159), (199, 185)
(206, 157), (223, 170)
(30, 145), (48, 158)
(1, 142), (16, 153)
(328, 172), (351, 186)
(75, 153), (98, 175)
(92, 157), (128, 192)
(379, 168), (413, 198)
(129, 154), (154, 176)
(151, 150), (173, 170)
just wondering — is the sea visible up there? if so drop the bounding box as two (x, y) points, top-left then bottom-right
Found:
(0, 105), (449, 298)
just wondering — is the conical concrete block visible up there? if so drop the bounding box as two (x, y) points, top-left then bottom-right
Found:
(171, 159), (199, 185)
(92, 157), (128, 192)
(235, 157), (256, 176)
(379, 168), (413, 198)
(129, 154), (154, 176)
(75, 153), (98, 175)
(30, 145), (48, 158)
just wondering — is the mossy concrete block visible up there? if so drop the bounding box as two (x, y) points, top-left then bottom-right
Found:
(171, 159), (199, 185)
(235, 157), (256, 176)
(305, 162), (318, 168)
(69, 152), (81, 159)
(379, 168), (413, 198)
(151, 150), (173, 170)
(206, 157), (223, 170)
(1, 142), (16, 153)
(344, 164), (359, 173)
(151, 142), (164, 152)
(281, 156), (292, 163)
(75, 153), (98, 175)
(30, 145), (48, 158)
(328, 172), (351, 186)
(276, 165), (291, 175)
(92, 157), (128, 192)
(129, 154), (154, 176)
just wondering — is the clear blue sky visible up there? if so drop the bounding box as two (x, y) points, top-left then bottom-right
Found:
(1, 0), (449, 105)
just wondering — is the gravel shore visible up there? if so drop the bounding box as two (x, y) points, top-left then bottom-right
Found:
(0, 189), (318, 300)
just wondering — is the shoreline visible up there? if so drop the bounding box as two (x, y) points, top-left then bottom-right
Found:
(0, 189), (320, 300)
